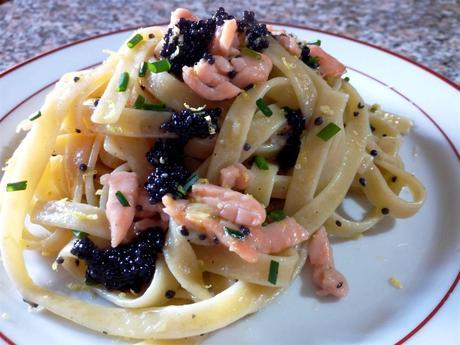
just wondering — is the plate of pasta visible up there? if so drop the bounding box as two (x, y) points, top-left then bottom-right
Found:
(0, 7), (459, 345)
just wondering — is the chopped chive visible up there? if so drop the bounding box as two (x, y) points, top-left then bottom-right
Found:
(134, 95), (145, 109)
(72, 230), (88, 239)
(268, 260), (279, 285)
(183, 174), (199, 192)
(256, 98), (273, 117)
(307, 56), (320, 66)
(117, 72), (130, 92)
(175, 184), (187, 198)
(317, 122), (341, 142)
(127, 33), (144, 48)
(254, 156), (269, 170)
(142, 103), (166, 111)
(369, 103), (380, 112)
(29, 111), (42, 121)
(6, 180), (27, 192)
(240, 47), (261, 60)
(147, 59), (171, 73)
(309, 39), (321, 46)
(268, 209), (286, 222)
(224, 226), (247, 240)
(115, 191), (130, 207)
(175, 175), (199, 198)
(138, 62), (148, 77)
(343, 76), (350, 82)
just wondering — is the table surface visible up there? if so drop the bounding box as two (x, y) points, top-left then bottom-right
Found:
(0, 0), (459, 85)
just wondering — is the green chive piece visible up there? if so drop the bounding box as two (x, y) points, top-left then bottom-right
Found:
(134, 95), (145, 109)
(317, 122), (341, 142)
(256, 98), (273, 117)
(147, 60), (171, 73)
(343, 76), (350, 82)
(268, 260), (279, 285)
(127, 33), (144, 48)
(183, 174), (199, 192)
(29, 111), (42, 121)
(175, 175), (199, 199)
(309, 39), (321, 46)
(138, 62), (148, 77)
(175, 185), (186, 198)
(115, 191), (130, 207)
(254, 156), (269, 170)
(307, 56), (320, 66)
(224, 226), (246, 240)
(72, 230), (88, 239)
(240, 47), (261, 60)
(142, 103), (166, 111)
(268, 210), (286, 222)
(6, 180), (27, 192)
(369, 103), (380, 112)
(117, 72), (130, 92)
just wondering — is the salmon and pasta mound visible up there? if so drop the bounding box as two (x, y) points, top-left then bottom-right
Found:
(0, 7), (426, 344)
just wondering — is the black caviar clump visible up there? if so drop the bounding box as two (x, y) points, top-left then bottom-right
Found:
(300, 45), (320, 69)
(71, 228), (165, 292)
(145, 139), (190, 203)
(146, 139), (184, 167)
(213, 7), (234, 26)
(161, 8), (270, 76)
(161, 108), (221, 140)
(161, 17), (217, 75)
(276, 107), (306, 169)
(145, 163), (190, 203)
(237, 10), (269, 51)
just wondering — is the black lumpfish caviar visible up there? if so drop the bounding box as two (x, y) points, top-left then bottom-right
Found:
(300, 45), (319, 69)
(161, 8), (269, 76)
(237, 10), (269, 51)
(145, 138), (190, 203)
(161, 108), (221, 140)
(276, 107), (306, 169)
(145, 163), (190, 203)
(146, 139), (184, 167)
(71, 228), (165, 292)
(161, 17), (217, 76)
(213, 7), (234, 25)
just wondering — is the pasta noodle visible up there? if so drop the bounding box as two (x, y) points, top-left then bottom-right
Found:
(0, 7), (426, 344)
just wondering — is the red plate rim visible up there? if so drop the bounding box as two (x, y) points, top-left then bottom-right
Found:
(0, 22), (459, 345)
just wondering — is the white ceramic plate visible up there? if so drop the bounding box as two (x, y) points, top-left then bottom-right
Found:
(0, 24), (459, 345)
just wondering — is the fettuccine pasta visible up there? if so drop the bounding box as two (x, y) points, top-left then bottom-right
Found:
(0, 7), (425, 344)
